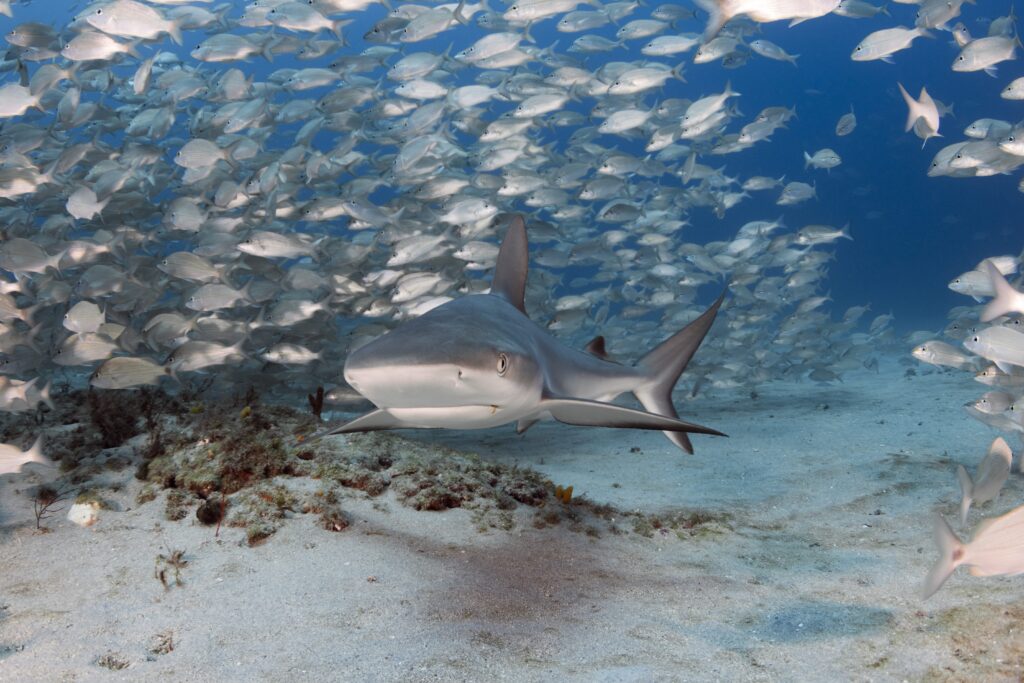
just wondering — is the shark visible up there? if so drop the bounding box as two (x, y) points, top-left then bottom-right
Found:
(326, 215), (727, 453)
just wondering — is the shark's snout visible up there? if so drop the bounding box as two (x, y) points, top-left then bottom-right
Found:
(344, 340), (471, 409)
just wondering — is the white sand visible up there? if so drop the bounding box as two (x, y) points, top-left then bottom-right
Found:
(2, 355), (1023, 681)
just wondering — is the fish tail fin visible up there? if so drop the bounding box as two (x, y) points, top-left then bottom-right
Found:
(26, 434), (48, 467)
(332, 19), (352, 44)
(897, 82), (922, 132)
(803, 150), (812, 168)
(693, 0), (731, 40)
(957, 464), (973, 525)
(923, 513), (964, 599)
(167, 19), (184, 46)
(633, 288), (727, 452)
(261, 35), (278, 62)
(36, 380), (55, 412)
(522, 21), (535, 43)
(981, 260), (1024, 322)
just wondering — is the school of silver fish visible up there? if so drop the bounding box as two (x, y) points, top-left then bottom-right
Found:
(916, 259), (1024, 598)
(0, 0), (936, 442)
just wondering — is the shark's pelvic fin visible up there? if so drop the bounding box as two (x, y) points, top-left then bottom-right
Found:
(324, 409), (407, 435)
(491, 215), (528, 313)
(633, 288), (727, 453)
(515, 416), (540, 434)
(539, 397), (726, 435)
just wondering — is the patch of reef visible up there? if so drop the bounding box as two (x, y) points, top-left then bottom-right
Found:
(1, 386), (733, 545)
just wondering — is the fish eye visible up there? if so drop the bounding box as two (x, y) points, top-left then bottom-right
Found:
(96, 8), (102, 14)
(855, 46), (862, 51)
(497, 353), (509, 375)
(973, 336), (979, 342)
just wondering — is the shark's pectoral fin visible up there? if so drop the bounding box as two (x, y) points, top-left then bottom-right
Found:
(539, 398), (726, 436)
(320, 409), (408, 436)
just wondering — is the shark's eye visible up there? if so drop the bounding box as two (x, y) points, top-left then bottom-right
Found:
(497, 353), (509, 376)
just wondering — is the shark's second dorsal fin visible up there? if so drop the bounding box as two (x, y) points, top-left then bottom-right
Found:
(491, 215), (528, 313)
(585, 335), (610, 360)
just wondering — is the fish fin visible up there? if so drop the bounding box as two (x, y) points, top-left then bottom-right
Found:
(491, 215), (528, 313)
(26, 434), (51, 468)
(957, 464), (973, 525)
(584, 335), (611, 360)
(633, 288), (727, 452)
(522, 21), (535, 44)
(36, 380), (54, 411)
(515, 417), (540, 434)
(539, 397), (726, 436)
(332, 19), (351, 45)
(692, 0), (730, 40)
(320, 409), (408, 436)
(984, 261), (1024, 322)
(880, 55), (895, 64)
(923, 513), (963, 599)
(167, 19), (184, 46)
(984, 66), (998, 78)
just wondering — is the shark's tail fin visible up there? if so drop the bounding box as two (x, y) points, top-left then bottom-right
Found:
(633, 289), (726, 453)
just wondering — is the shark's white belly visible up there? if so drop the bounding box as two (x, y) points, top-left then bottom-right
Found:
(387, 405), (532, 429)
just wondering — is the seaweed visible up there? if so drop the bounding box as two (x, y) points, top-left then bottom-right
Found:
(154, 547), (187, 589)
(227, 483), (298, 545)
(164, 490), (191, 521)
(307, 385), (325, 420)
(33, 483), (74, 531)
(96, 652), (129, 670)
(87, 389), (139, 448)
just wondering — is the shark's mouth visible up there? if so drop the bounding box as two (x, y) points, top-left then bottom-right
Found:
(387, 404), (511, 429)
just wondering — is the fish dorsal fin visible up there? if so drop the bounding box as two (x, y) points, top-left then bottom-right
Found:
(491, 215), (528, 313)
(585, 335), (610, 360)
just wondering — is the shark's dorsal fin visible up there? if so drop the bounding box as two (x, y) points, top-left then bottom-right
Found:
(491, 215), (528, 313)
(584, 335), (610, 360)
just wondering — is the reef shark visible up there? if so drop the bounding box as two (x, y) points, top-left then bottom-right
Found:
(327, 215), (726, 452)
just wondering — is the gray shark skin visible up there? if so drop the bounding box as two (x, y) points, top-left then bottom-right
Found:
(327, 215), (727, 453)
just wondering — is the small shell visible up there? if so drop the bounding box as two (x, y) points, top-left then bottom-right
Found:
(68, 501), (100, 527)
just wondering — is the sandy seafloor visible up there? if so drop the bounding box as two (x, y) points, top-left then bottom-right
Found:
(1, 353), (1022, 682)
